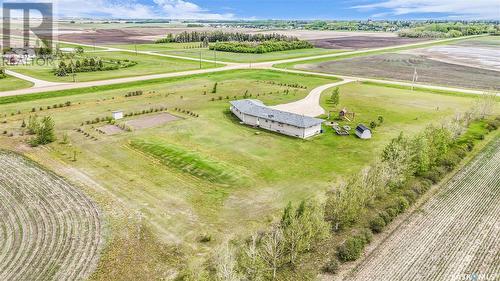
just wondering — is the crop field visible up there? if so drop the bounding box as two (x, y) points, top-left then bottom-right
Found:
(0, 152), (102, 280)
(297, 53), (500, 90)
(345, 136), (500, 281)
(0, 69), (488, 279)
(0, 75), (34, 91)
(310, 36), (428, 49)
(6, 51), (220, 82)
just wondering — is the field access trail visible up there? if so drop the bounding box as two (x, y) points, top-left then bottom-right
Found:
(0, 152), (103, 281)
(343, 137), (500, 281)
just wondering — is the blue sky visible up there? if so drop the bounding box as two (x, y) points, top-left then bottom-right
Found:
(2, 0), (499, 20)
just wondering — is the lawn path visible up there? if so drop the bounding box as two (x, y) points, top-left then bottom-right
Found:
(270, 79), (353, 117)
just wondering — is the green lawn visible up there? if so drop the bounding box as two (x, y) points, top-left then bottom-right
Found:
(0, 75), (34, 91)
(0, 69), (489, 279)
(156, 47), (346, 63)
(6, 51), (221, 83)
(103, 42), (346, 63)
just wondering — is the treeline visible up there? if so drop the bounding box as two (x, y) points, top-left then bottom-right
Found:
(179, 95), (499, 279)
(209, 40), (313, 54)
(302, 20), (499, 34)
(155, 31), (298, 43)
(398, 22), (497, 38)
(54, 58), (137, 76)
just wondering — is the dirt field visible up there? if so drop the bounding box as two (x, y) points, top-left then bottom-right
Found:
(344, 137), (500, 281)
(98, 124), (124, 135)
(125, 113), (180, 130)
(298, 53), (500, 90)
(0, 152), (103, 280)
(310, 36), (428, 49)
(57, 27), (261, 44)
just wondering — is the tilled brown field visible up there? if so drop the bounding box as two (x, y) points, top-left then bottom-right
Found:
(299, 53), (500, 90)
(344, 137), (500, 281)
(310, 36), (427, 49)
(0, 152), (103, 281)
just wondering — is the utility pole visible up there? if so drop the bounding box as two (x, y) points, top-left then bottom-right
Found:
(411, 67), (418, 91)
(199, 51), (202, 69)
(134, 41), (138, 56)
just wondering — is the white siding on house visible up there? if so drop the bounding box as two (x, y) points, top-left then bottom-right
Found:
(230, 106), (322, 139)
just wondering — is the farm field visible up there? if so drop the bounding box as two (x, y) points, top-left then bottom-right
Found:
(296, 53), (500, 90)
(6, 51), (221, 83)
(407, 36), (500, 72)
(0, 151), (102, 280)
(310, 36), (428, 49)
(0, 75), (34, 91)
(345, 136), (500, 281)
(0, 69), (490, 278)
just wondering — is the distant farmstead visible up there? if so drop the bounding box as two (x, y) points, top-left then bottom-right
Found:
(230, 99), (324, 139)
(112, 110), (124, 120)
(355, 124), (372, 139)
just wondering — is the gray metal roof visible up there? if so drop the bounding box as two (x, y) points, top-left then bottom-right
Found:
(230, 99), (324, 128)
(356, 124), (371, 133)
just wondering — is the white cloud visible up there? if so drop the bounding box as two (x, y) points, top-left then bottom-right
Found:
(1, 0), (234, 19)
(153, 0), (234, 20)
(354, 0), (500, 19)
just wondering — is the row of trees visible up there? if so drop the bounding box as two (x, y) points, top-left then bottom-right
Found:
(209, 40), (313, 54)
(398, 22), (497, 38)
(54, 58), (137, 77)
(156, 31), (298, 44)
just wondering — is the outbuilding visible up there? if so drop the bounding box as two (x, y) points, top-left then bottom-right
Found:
(230, 99), (324, 139)
(355, 124), (372, 139)
(112, 110), (124, 120)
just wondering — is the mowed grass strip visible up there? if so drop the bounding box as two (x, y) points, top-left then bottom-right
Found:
(130, 139), (243, 185)
(0, 75), (34, 91)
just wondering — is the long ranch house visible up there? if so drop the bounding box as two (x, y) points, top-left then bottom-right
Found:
(230, 99), (324, 139)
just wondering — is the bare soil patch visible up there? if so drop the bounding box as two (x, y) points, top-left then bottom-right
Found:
(310, 36), (428, 49)
(125, 113), (181, 130)
(343, 137), (500, 281)
(299, 53), (500, 90)
(98, 124), (124, 135)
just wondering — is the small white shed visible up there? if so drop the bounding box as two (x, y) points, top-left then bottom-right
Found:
(355, 124), (372, 139)
(112, 110), (124, 120)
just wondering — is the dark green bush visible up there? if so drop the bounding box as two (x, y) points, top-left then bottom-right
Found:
(378, 211), (392, 224)
(369, 216), (386, 233)
(337, 236), (366, 262)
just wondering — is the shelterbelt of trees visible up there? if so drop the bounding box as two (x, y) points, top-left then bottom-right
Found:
(209, 40), (314, 53)
(155, 31), (298, 44)
(398, 22), (499, 38)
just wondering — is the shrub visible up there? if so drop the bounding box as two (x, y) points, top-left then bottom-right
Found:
(378, 211), (392, 224)
(322, 259), (339, 274)
(337, 235), (366, 262)
(360, 228), (373, 243)
(395, 196), (410, 213)
(369, 216), (386, 233)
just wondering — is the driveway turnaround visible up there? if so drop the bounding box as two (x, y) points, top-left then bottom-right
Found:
(270, 80), (354, 117)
